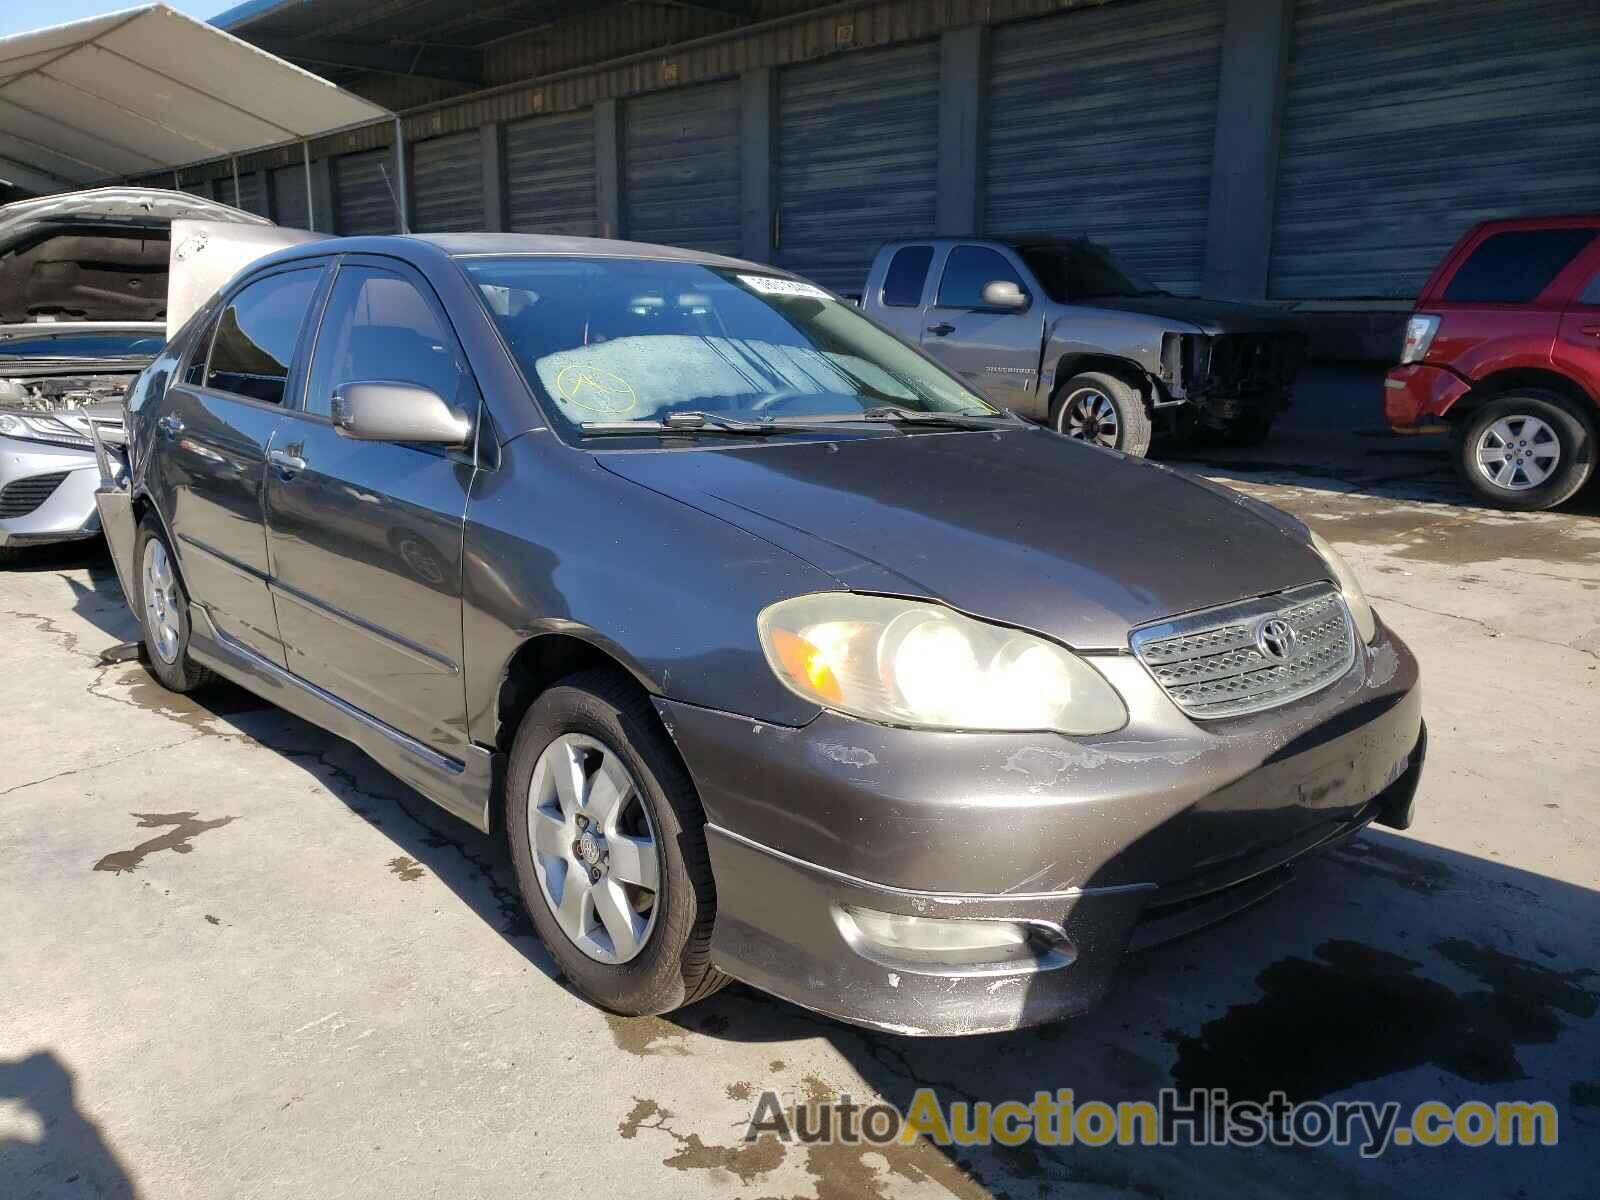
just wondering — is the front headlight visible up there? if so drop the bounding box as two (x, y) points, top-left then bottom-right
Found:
(757, 593), (1127, 734)
(0, 410), (87, 447)
(1308, 530), (1377, 643)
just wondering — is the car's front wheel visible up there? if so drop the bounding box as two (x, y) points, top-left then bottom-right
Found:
(1052, 371), (1153, 456)
(134, 515), (216, 693)
(505, 668), (727, 1016)
(1455, 391), (1596, 511)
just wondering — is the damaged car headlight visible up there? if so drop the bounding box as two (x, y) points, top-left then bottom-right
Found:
(758, 594), (1127, 734)
(0, 410), (87, 447)
(1309, 530), (1378, 644)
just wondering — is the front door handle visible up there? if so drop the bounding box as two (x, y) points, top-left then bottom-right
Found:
(157, 414), (185, 437)
(927, 323), (956, 336)
(268, 447), (307, 476)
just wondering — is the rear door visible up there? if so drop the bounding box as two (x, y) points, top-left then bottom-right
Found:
(263, 256), (478, 756)
(920, 243), (1044, 410)
(1554, 232), (1600, 396)
(154, 263), (327, 667)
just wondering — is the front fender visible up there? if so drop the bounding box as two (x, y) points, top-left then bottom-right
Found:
(1041, 309), (1171, 397)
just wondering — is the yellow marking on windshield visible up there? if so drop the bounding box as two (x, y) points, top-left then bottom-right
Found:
(555, 364), (638, 414)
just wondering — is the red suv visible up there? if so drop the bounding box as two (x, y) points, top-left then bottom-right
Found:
(1385, 215), (1600, 510)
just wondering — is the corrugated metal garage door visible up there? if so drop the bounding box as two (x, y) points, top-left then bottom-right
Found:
(985, 0), (1223, 295)
(270, 164), (310, 229)
(180, 179), (213, 201)
(777, 43), (939, 293)
(333, 148), (399, 235)
(218, 173), (267, 218)
(624, 82), (740, 256)
(1271, 0), (1600, 300)
(412, 131), (484, 232)
(505, 110), (597, 236)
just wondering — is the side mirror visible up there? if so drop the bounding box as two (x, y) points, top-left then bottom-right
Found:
(981, 280), (1029, 310)
(330, 382), (472, 447)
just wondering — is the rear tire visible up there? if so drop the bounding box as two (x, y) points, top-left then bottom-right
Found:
(1454, 391), (1596, 511)
(505, 667), (727, 1016)
(1051, 371), (1153, 457)
(133, 516), (216, 693)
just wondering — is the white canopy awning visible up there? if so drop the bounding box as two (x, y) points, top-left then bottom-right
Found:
(0, 4), (391, 195)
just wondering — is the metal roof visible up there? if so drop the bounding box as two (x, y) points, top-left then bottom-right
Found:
(0, 4), (391, 195)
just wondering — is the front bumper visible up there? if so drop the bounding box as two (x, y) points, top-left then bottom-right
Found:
(1384, 363), (1469, 430)
(0, 436), (104, 548)
(660, 620), (1422, 1035)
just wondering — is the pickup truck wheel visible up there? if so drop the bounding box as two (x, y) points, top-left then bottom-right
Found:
(1052, 372), (1153, 457)
(133, 516), (216, 693)
(1455, 391), (1596, 511)
(506, 667), (728, 1017)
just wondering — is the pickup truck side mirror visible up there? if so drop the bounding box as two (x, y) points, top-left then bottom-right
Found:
(981, 280), (1029, 310)
(330, 382), (472, 447)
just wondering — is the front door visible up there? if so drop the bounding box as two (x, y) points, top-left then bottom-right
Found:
(263, 258), (479, 755)
(920, 244), (1045, 412)
(154, 265), (325, 667)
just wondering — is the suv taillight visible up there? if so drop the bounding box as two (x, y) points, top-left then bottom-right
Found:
(1400, 314), (1441, 364)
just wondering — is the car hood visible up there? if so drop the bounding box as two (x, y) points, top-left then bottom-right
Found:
(597, 427), (1328, 649)
(1078, 295), (1303, 336)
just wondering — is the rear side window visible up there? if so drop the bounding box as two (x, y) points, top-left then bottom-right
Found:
(881, 246), (933, 307)
(206, 268), (322, 403)
(304, 266), (462, 418)
(937, 246), (1025, 308)
(1580, 271), (1600, 306)
(1443, 229), (1597, 304)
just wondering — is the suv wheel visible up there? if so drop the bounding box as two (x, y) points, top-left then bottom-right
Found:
(1455, 391), (1596, 511)
(134, 515), (216, 693)
(1052, 372), (1153, 457)
(505, 668), (727, 1016)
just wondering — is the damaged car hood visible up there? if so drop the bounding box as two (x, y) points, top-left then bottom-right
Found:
(597, 427), (1329, 649)
(1077, 295), (1303, 336)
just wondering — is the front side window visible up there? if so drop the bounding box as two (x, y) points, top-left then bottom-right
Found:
(936, 246), (1025, 309)
(1443, 229), (1598, 304)
(205, 268), (321, 404)
(460, 256), (995, 442)
(882, 245), (934, 307)
(304, 266), (463, 418)
(1017, 241), (1161, 302)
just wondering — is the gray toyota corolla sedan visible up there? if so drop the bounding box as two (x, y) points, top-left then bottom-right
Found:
(97, 232), (1423, 1036)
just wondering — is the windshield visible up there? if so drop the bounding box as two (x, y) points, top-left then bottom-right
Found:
(1016, 242), (1162, 302)
(0, 329), (165, 358)
(460, 257), (997, 439)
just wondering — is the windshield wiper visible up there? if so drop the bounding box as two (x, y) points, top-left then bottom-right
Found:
(579, 410), (818, 437)
(845, 405), (1018, 429)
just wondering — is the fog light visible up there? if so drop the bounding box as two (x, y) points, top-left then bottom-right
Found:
(835, 905), (1073, 975)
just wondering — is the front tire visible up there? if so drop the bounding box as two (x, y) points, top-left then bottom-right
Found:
(133, 516), (215, 693)
(1454, 391), (1596, 511)
(1052, 371), (1153, 457)
(505, 668), (727, 1016)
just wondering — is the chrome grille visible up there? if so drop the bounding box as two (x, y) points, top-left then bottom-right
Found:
(1131, 583), (1356, 719)
(0, 471), (70, 518)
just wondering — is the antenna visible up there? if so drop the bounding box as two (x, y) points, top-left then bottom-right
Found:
(378, 163), (410, 235)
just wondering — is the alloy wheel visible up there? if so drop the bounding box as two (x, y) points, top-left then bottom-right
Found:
(141, 538), (181, 664)
(1475, 414), (1560, 491)
(1060, 387), (1120, 447)
(526, 733), (661, 964)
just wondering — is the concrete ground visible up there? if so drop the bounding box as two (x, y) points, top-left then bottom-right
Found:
(2, 367), (1597, 1198)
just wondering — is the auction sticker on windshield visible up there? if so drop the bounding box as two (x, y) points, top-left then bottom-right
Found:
(738, 274), (830, 300)
(554, 364), (637, 414)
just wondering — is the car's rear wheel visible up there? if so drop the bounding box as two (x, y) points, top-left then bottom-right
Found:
(1454, 391), (1596, 511)
(505, 668), (727, 1016)
(1052, 371), (1153, 457)
(134, 515), (216, 693)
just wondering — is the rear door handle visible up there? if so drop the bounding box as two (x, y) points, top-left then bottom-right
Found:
(927, 323), (955, 336)
(268, 448), (307, 475)
(157, 414), (185, 437)
(1581, 325), (1600, 338)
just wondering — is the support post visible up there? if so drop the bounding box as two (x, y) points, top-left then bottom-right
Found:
(595, 99), (621, 240)
(303, 141), (315, 231)
(936, 26), (986, 236)
(392, 116), (411, 232)
(481, 122), (506, 232)
(739, 68), (775, 262)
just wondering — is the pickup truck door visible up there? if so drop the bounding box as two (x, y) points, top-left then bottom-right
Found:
(919, 243), (1046, 413)
(153, 263), (327, 668)
(262, 257), (476, 757)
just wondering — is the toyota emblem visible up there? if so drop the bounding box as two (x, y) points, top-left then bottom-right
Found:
(1256, 617), (1298, 662)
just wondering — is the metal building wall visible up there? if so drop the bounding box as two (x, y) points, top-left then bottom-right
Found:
(623, 81), (742, 256)
(775, 41), (941, 292)
(411, 131), (486, 231)
(270, 164), (311, 229)
(333, 148), (400, 235)
(984, 0), (1225, 294)
(1270, 0), (1600, 300)
(504, 110), (599, 236)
